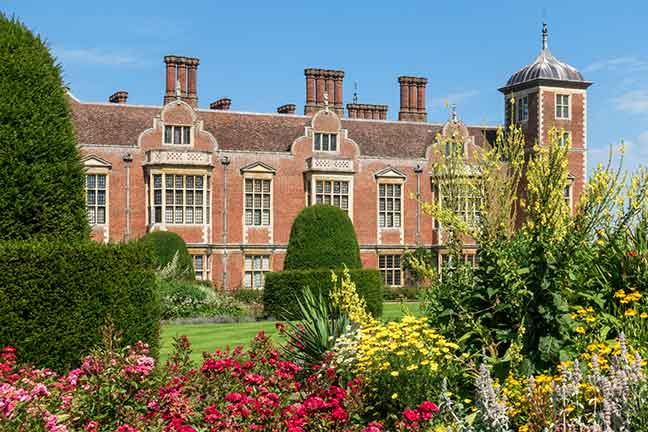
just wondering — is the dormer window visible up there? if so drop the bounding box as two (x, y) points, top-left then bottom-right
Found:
(517, 96), (528, 122)
(164, 125), (191, 145)
(314, 132), (337, 152)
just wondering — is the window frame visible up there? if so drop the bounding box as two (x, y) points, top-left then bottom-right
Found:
(313, 132), (339, 153)
(192, 254), (211, 281)
(378, 254), (403, 287)
(564, 182), (573, 211)
(85, 172), (109, 226)
(377, 180), (403, 229)
(148, 170), (210, 226)
(310, 175), (353, 220)
(517, 95), (529, 123)
(243, 254), (271, 290)
(243, 176), (273, 227)
(431, 179), (482, 229)
(163, 125), (193, 146)
(555, 94), (570, 120)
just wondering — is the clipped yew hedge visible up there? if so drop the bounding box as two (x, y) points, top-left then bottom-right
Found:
(0, 240), (160, 372)
(284, 205), (361, 271)
(140, 231), (193, 279)
(264, 269), (383, 319)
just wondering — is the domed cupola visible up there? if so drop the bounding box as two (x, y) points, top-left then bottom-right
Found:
(499, 23), (591, 92)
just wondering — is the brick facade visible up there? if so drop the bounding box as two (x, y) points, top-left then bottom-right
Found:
(72, 45), (590, 290)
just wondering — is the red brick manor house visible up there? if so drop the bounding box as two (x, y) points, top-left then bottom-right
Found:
(71, 25), (590, 290)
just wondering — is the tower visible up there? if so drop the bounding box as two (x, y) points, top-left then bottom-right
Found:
(499, 23), (592, 206)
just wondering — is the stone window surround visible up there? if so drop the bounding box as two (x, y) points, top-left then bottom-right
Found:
(243, 172), (274, 228)
(147, 168), (211, 227)
(309, 174), (354, 221)
(84, 166), (110, 227)
(555, 94), (571, 120)
(377, 177), (405, 230)
(243, 252), (272, 290)
(162, 124), (194, 147)
(313, 131), (339, 153)
(378, 254), (403, 287)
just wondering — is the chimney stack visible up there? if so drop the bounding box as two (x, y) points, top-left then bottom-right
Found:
(304, 68), (344, 116)
(277, 103), (296, 114)
(108, 91), (128, 104)
(398, 76), (427, 122)
(346, 103), (388, 120)
(164, 55), (200, 107)
(209, 98), (232, 110)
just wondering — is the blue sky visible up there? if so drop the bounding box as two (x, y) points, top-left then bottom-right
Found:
(4, 0), (648, 174)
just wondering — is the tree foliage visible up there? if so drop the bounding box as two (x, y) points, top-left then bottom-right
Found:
(284, 204), (361, 271)
(0, 14), (89, 241)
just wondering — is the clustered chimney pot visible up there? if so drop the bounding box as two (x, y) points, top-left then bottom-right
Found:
(398, 76), (427, 122)
(277, 104), (296, 114)
(304, 68), (344, 116)
(108, 91), (128, 104)
(163, 55), (200, 107)
(210, 98), (232, 111)
(346, 103), (388, 120)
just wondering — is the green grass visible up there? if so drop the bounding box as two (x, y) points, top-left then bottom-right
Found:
(160, 301), (420, 363)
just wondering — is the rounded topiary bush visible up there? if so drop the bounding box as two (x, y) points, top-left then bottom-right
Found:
(284, 205), (361, 271)
(140, 231), (193, 279)
(0, 14), (89, 241)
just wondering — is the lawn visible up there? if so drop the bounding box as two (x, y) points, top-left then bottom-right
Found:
(160, 301), (420, 362)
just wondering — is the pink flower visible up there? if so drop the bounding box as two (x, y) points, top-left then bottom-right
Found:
(331, 406), (348, 422)
(417, 400), (440, 413)
(403, 408), (420, 422)
(363, 422), (384, 432)
(31, 383), (49, 397)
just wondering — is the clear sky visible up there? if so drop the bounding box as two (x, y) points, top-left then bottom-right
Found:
(4, 0), (648, 174)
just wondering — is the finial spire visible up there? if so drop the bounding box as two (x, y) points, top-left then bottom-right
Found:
(451, 104), (458, 123)
(353, 81), (359, 104)
(323, 80), (329, 111)
(542, 22), (548, 50)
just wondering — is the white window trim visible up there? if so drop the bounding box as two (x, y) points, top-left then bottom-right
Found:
(147, 169), (210, 227)
(310, 174), (354, 221)
(564, 180), (574, 212)
(313, 131), (339, 153)
(85, 168), (110, 227)
(378, 254), (403, 287)
(517, 95), (529, 123)
(243, 174), (274, 228)
(377, 179), (405, 233)
(162, 124), (194, 147)
(192, 254), (211, 281)
(555, 94), (571, 120)
(243, 253), (272, 290)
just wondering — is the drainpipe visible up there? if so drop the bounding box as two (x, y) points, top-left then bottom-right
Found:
(122, 153), (133, 242)
(414, 163), (423, 246)
(220, 155), (231, 291)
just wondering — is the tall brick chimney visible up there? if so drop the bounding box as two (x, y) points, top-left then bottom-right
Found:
(304, 68), (344, 116)
(108, 91), (128, 104)
(398, 76), (427, 122)
(209, 98), (232, 110)
(277, 104), (296, 114)
(164, 55), (200, 107)
(346, 103), (388, 120)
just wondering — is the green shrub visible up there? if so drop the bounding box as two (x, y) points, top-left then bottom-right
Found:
(284, 205), (361, 270)
(0, 240), (160, 372)
(159, 279), (244, 320)
(264, 269), (383, 319)
(234, 288), (265, 304)
(140, 231), (193, 279)
(0, 15), (89, 241)
(383, 286), (420, 301)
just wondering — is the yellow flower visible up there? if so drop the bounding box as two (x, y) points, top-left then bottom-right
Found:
(391, 393), (398, 399)
(390, 371), (399, 377)
(641, 312), (648, 319)
(575, 327), (586, 334)
(625, 308), (638, 317)
(406, 364), (418, 371)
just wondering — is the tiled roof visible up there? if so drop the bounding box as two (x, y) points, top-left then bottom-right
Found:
(69, 98), (496, 158)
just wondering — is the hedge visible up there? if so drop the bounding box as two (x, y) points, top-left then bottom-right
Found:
(140, 231), (193, 279)
(0, 14), (90, 241)
(284, 205), (361, 270)
(263, 269), (383, 319)
(0, 240), (160, 372)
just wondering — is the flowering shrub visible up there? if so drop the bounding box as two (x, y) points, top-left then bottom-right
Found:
(0, 334), (441, 431)
(472, 335), (648, 432)
(333, 315), (466, 421)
